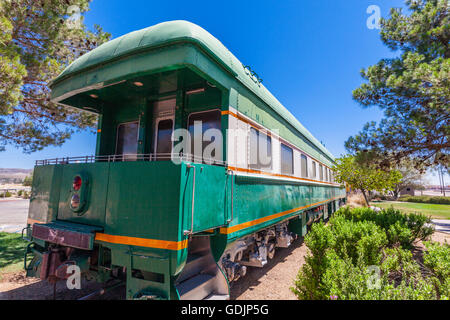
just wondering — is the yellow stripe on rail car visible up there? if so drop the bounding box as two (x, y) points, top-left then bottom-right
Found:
(219, 196), (341, 235)
(94, 233), (188, 250)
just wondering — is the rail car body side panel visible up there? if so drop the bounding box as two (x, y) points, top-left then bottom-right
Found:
(220, 176), (345, 242)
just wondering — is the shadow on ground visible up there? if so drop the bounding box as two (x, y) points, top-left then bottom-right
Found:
(0, 272), (125, 300)
(0, 233), (28, 269)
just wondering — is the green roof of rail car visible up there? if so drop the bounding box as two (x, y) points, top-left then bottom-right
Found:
(51, 20), (334, 161)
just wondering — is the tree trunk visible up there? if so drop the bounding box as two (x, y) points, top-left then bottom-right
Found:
(393, 189), (399, 200)
(361, 189), (370, 207)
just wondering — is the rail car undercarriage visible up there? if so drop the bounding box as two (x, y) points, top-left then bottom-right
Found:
(219, 206), (327, 283)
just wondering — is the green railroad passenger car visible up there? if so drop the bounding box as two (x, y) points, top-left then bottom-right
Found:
(23, 20), (346, 300)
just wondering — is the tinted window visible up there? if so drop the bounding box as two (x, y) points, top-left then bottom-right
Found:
(116, 121), (138, 160)
(249, 128), (272, 170)
(301, 154), (308, 178)
(319, 164), (324, 181)
(281, 144), (293, 175)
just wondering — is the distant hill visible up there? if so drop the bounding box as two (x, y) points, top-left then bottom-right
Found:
(0, 168), (33, 184)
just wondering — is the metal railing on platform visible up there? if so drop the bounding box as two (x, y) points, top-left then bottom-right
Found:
(35, 153), (226, 166)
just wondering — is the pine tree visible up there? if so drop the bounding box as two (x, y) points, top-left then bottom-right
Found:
(346, 0), (449, 169)
(0, 0), (110, 153)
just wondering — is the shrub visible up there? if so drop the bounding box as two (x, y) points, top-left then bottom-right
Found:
(335, 206), (433, 248)
(1, 191), (12, 198)
(423, 242), (450, 299)
(292, 207), (443, 300)
(398, 195), (450, 205)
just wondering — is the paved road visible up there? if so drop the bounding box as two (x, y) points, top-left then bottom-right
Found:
(432, 219), (450, 234)
(0, 199), (29, 233)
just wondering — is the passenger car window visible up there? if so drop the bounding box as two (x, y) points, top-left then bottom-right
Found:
(281, 143), (293, 175)
(319, 164), (324, 181)
(188, 110), (221, 163)
(311, 161), (317, 178)
(249, 128), (272, 170)
(116, 121), (139, 161)
(301, 154), (308, 178)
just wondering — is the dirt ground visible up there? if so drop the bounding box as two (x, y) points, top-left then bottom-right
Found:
(231, 236), (307, 300)
(0, 272), (125, 300)
(0, 232), (448, 300)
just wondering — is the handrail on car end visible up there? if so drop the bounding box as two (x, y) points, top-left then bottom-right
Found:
(227, 169), (234, 223)
(184, 163), (196, 236)
(21, 226), (32, 242)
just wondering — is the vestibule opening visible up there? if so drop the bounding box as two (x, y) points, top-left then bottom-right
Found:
(60, 68), (225, 164)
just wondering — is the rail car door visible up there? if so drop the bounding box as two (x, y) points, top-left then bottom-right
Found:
(152, 98), (175, 160)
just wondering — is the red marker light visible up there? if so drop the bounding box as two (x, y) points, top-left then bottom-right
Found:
(73, 176), (82, 191)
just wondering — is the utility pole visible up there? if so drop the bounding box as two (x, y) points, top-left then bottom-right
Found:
(440, 165), (446, 197)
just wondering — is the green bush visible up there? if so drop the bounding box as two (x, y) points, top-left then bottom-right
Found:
(0, 191), (12, 198)
(292, 207), (445, 300)
(398, 195), (450, 205)
(334, 206), (433, 248)
(423, 242), (450, 299)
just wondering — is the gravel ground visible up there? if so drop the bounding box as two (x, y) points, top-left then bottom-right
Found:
(0, 231), (448, 300)
(231, 236), (307, 300)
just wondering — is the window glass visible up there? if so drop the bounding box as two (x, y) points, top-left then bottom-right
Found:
(311, 161), (317, 178)
(319, 164), (324, 181)
(301, 154), (308, 178)
(188, 110), (221, 163)
(156, 119), (173, 158)
(281, 143), (293, 175)
(116, 121), (138, 160)
(249, 128), (272, 170)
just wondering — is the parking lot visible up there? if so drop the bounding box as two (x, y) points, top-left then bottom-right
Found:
(0, 199), (29, 233)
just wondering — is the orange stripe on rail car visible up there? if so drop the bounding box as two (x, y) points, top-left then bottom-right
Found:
(94, 233), (188, 250)
(219, 196), (341, 234)
(27, 218), (44, 225)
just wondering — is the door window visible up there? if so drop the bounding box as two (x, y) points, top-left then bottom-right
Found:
(116, 121), (139, 161)
(155, 119), (174, 160)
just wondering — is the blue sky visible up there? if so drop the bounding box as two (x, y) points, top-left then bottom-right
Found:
(0, 0), (445, 184)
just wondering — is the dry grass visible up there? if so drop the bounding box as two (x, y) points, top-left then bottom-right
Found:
(347, 193), (367, 208)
